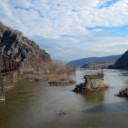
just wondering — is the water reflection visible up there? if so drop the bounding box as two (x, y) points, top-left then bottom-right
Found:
(76, 91), (104, 104)
(83, 100), (128, 113)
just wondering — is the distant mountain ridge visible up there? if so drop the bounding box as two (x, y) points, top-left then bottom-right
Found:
(67, 55), (121, 68)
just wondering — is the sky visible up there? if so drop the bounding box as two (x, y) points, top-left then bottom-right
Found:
(0, 0), (128, 62)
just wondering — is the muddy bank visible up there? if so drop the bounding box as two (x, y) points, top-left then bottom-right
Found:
(22, 73), (75, 86)
(73, 73), (109, 92)
(48, 75), (75, 86)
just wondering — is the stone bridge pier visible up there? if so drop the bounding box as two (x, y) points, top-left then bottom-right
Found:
(0, 53), (19, 100)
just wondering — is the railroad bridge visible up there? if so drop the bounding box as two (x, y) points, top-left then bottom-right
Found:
(0, 54), (19, 100)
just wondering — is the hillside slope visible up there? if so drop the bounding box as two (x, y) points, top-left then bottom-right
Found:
(109, 50), (128, 69)
(0, 22), (74, 83)
(0, 22), (51, 64)
(67, 55), (121, 68)
(0, 22), (52, 76)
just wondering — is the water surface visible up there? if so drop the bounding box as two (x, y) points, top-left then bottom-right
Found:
(0, 69), (128, 128)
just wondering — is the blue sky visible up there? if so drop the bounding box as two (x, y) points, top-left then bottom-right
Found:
(0, 0), (128, 62)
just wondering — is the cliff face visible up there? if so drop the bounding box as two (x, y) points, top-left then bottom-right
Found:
(0, 22), (51, 76)
(0, 22), (75, 83)
(0, 22), (51, 64)
(110, 50), (128, 69)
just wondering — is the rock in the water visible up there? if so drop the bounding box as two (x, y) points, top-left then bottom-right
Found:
(73, 73), (109, 92)
(116, 88), (128, 98)
(48, 76), (75, 86)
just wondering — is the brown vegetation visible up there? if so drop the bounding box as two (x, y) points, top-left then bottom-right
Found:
(20, 60), (75, 85)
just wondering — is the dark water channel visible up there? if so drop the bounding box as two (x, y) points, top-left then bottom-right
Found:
(1, 69), (128, 128)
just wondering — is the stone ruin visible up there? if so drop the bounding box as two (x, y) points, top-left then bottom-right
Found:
(73, 73), (109, 92)
(116, 88), (128, 98)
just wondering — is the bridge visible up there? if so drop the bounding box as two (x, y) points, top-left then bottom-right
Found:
(0, 54), (19, 100)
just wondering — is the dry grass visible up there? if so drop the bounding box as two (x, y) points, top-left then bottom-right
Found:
(19, 60), (75, 85)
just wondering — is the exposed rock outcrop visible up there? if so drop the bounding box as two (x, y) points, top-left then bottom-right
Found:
(0, 22), (51, 76)
(116, 88), (128, 98)
(0, 22), (51, 65)
(0, 22), (75, 82)
(73, 73), (109, 92)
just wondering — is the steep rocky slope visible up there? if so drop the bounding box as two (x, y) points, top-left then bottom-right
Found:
(0, 22), (52, 76)
(0, 22), (51, 64)
(109, 50), (128, 69)
(0, 22), (74, 83)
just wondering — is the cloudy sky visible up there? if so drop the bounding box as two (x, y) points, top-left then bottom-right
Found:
(0, 0), (128, 62)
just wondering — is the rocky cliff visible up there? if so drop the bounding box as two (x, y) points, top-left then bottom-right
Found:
(0, 22), (51, 64)
(0, 22), (51, 75)
(109, 50), (128, 69)
(0, 22), (74, 82)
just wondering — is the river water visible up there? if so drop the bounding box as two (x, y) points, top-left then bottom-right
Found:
(1, 69), (128, 128)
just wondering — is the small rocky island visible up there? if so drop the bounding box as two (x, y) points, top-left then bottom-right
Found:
(116, 88), (128, 98)
(73, 73), (109, 92)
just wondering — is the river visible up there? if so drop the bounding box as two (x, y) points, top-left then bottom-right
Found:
(0, 69), (128, 128)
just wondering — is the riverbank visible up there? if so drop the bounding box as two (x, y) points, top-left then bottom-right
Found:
(18, 60), (76, 86)
(22, 73), (75, 85)
(20, 66), (76, 86)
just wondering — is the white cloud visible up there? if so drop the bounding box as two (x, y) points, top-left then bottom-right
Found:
(10, 0), (32, 8)
(1, 0), (128, 61)
(1, 0), (128, 38)
(30, 34), (128, 61)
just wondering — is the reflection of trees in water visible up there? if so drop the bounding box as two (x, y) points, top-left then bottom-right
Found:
(78, 90), (105, 103)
